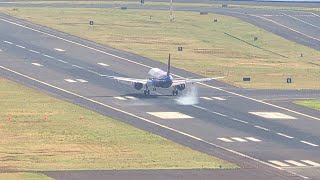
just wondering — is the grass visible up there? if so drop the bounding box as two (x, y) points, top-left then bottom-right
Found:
(0, 172), (52, 180)
(1, 7), (320, 89)
(0, 78), (237, 171)
(295, 100), (320, 111)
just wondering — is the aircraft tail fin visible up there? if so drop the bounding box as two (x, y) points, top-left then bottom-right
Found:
(167, 54), (171, 76)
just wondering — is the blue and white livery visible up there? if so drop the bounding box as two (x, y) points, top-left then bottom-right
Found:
(109, 54), (224, 96)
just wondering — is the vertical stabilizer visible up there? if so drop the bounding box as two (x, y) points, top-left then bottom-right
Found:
(167, 54), (171, 76)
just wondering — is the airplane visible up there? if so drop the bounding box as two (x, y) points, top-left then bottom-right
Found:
(109, 54), (224, 96)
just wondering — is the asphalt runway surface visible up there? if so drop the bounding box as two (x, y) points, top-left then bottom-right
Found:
(0, 2), (320, 180)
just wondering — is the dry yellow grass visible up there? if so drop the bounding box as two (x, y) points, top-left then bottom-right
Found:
(0, 78), (237, 171)
(1, 7), (319, 89)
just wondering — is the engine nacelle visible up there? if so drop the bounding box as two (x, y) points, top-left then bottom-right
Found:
(133, 82), (143, 90)
(176, 84), (186, 91)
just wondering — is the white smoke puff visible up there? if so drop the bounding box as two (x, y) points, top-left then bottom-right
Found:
(175, 84), (199, 105)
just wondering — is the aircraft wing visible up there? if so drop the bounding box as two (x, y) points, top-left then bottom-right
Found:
(172, 77), (225, 86)
(109, 76), (149, 84)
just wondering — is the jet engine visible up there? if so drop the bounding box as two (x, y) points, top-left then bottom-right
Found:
(133, 82), (143, 90)
(176, 84), (186, 91)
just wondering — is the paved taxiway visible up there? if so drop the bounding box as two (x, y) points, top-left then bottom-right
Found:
(1, 0), (320, 52)
(1, 12), (320, 179)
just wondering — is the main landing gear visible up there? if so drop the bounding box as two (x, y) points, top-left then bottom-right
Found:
(144, 89), (150, 95)
(172, 87), (178, 96)
(144, 85), (150, 96)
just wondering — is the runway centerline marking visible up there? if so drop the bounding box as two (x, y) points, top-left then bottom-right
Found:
(254, 125), (270, 131)
(212, 97), (226, 101)
(147, 112), (194, 119)
(3, 40), (13, 44)
(64, 79), (77, 83)
(97, 63), (109, 67)
(277, 133), (294, 139)
(42, 54), (54, 59)
(76, 79), (88, 83)
(29, 49), (40, 54)
(300, 141), (319, 147)
(16, 44), (25, 49)
(249, 112), (297, 119)
(114, 96), (127, 100)
(31, 63), (43, 67)
(0, 65), (310, 179)
(1, 15), (319, 125)
(54, 48), (65, 52)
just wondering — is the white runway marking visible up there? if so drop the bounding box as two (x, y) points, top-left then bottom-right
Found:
(54, 48), (65, 52)
(212, 97), (226, 101)
(254, 125), (270, 131)
(16, 44), (25, 49)
(285, 160), (307, 167)
(269, 160), (320, 168)
(277, 133), (294, 139)
(268, 160), (291, 167)
(200, 97), (212, 100)
(125, 96), (137, 100)
(72, 64), (84, 69)
(114, 96), (127, 100)
(76, 79), (88, 83)
(0, 49), (2, 51)
(218, 137), (261, 142)
(4, 40), (13, 44)
(300, 141), (319, 147)
(217, 138), (234, 142)
(56, 59), (68, 64)
(64, 79), (77, 83)
(282, 13), (320, 30)
(2, 15), (318, 126)
(231, 118), (249, 124)
(31, 63), (43, 67)
(43, 54), (54, 59)
(97, 63), (109, 67)
(245, 137), (261, 142)
(249, 112), (297, 119)
(147, 112), (194, 119)
(231, 137), (247, 142)
(29, 49), (40, 54)
(0, 65), (310, 179)
(301, 160), (320, 166)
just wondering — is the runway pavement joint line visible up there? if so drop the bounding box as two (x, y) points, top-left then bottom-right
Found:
(1, 15), (319, 124)
(1, 65), (311, 179)
(300, 141), (319, 147)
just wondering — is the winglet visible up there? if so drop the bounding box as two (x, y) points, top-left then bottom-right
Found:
(167, 53), (171, 76)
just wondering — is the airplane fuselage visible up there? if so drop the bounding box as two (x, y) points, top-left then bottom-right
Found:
(148, 68), (173, 88)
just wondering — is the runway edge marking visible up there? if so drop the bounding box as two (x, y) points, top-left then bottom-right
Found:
(1, 16), (318, 123)
(0, 65), (309, 179)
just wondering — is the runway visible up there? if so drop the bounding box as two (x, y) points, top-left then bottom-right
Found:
(0, 3), (320, 180)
